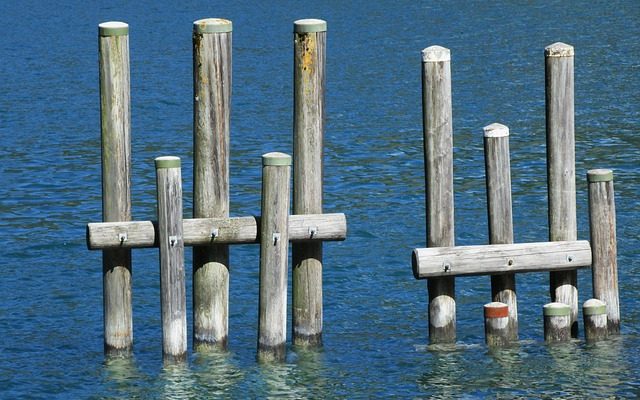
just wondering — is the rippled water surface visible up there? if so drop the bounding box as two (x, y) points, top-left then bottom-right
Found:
(1, 1), (639, 398)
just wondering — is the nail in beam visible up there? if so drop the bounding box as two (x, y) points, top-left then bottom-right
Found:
(292, 18), (327, 347)
(483, 123), (518, 342)
(258, 153), (291, 362)
(155, 157), (187, 362)
(422, 45), (456, 343)
(545, 42), (578, 337)
(192, 18), (232, 351)
(587, 169), (620, 334)
(99, 21), (133, 356)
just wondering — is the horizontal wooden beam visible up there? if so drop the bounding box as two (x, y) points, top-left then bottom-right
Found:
(412, 240), (591, 279)
(87, 213), (347, 250)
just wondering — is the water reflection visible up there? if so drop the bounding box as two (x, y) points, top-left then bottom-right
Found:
(103, 356), (146, 398)
(159, 363), (197, 400)
(191, 351), (244, 397)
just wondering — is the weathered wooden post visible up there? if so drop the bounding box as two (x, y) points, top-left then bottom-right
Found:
(483, 123), (518, 342)
(545, 42), (578, 337)
(587, 169), (619, 334)
(155, 156), (187, 362)
(192, 17), (232, 351)
(422, 45), (456, 343)
(583, 299), (608, 342)
(543, 302), (571, 342)
(292, 18), (327, 347)
(258, 153), (291, 362)
(99, 21), (133, 356)
(484, 302), (510, 346)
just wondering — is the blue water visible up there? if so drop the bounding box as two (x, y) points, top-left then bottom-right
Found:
(1, 0), (639, 398)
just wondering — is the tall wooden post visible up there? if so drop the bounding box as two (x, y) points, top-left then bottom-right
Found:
(99, 21), (133, 356)
(422, 45), (456, 343)
(292, 18), (327, 348)
(192, 18), (232, 351)
(483, 123), (518, 342)
(258, 153), (291, 362)
(587, 169), (619, 334)
(545, 42), (578, 337)
(155, 157), (187, 362)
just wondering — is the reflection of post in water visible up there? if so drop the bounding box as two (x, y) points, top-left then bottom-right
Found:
(103, 356), (144, 397)
(192, 351), (243, 395)
(417, 351), (465, 397)
(160, 363), (197, 399)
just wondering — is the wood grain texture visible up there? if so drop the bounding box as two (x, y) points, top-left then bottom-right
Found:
(588, 171), (619, 334)
(192, 23), (232, 350)
(543, 302), (571, 342)
(483, 123), (518, 341)
(293, 28), (326, 347)
(87, 213), (346, 249)
(545, 42), (578, 337)
(258, 154), (291, 362)
(155, 158), (187, 362)
(422, 46), (455, 343)
(99, 26), (133, 355)
(413, 241), (591, 279)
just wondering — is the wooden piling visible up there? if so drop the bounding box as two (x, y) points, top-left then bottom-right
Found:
(155, 157), (187, 362)
(422, 45), (456, 343)
(543, 302), (571, 342)
(99, 21), (133, 356)
(545, 42), (578, 337)
(483, 123), (518, 342)
(587, 169), (619, 334)
(192, 18), (233, 351)
(583, 299), (608, 342)
(258, 153), (291, 362)
(484, 302), (510, 346)
(292, 19), (327, 348)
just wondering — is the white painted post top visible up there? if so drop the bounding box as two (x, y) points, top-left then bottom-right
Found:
(422, 46), (450, 63)
(294, 19), (327, 33)
(193, 18), (232, 34)
(483, 123), (509, 138)
(262, 152), (292, 166)
(99, 21), (129, 37)
(545, 42), (574, 57)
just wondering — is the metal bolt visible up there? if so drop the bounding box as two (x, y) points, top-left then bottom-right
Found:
(443, 263), (451, 273)
(273, 233), (281, 245)
(567, 255), (574, 262)
(211, 228), (219, 240)
(169, 236), (178, 247)
(309, 226), (318, 238)
(118, 233), (128, 243)
(507, 258), (514, 266)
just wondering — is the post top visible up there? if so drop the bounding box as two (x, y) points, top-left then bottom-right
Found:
(483, 123), (509, 138)
(155, 156), (181, 169)
(543, 302), (571, 316)
(545, 42), (574, 57)
(583, 299), (607, 315)
(587, 169), (613, 183)
(422, 46), (450, 63)
(294, 19), (327, 33)
(99, 21), (129, 37)
(193, 18), (232, 33)
(262, 152), (292, 166)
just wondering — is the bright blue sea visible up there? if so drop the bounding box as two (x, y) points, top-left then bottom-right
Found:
(1, 1), (639, 398)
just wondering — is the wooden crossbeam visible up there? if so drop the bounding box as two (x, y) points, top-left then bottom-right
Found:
(87, 213), (347, 250)
(412, 240), (591, 279)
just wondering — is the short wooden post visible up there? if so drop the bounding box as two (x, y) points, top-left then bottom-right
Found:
(292, 18), (327, 348)
(483, 123), (518, 342)
(484, 302), (510, 346)
(583, 299), (608, 342)
(155, 157), (187, 362)
(422, 45), (455, 343)
(258, 153), (291, 362)
(99, 21), (133, 356)
(543, 302), (571, 342)
(192, 18), (232, 351)
(587, 169), (619, 334)
(545, 42), (578, 337)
